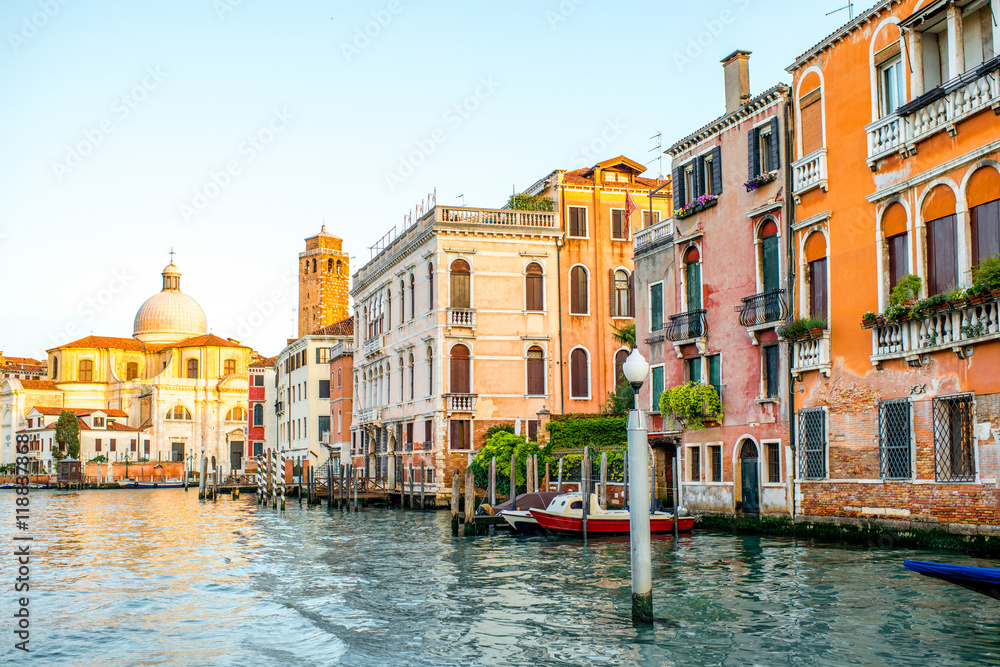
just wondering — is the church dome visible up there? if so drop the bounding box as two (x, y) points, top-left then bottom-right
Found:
(133, 262), (208, 344)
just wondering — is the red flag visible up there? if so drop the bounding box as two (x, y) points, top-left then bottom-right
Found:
(624, 189), (637, 238)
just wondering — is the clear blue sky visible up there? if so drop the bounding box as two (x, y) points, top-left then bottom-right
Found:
(0, 0), (876, 359)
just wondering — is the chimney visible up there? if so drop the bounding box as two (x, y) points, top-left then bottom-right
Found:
(722, 50), (751, 114)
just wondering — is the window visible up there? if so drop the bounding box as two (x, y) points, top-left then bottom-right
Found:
(809, 258), (828, 320)
(569, 266), (589, 315)
(424, 420), (432, 448)
(398, 356), (404, 403)
(95, 439), (101, 452)
(568, 206), (587, 237)
(685, 357), (701, 384)
(887, 233), (909, 291)
(878, 56), (904, 117)
(316, 348), (330, 364)
(650, 283), (663, 331)
(226, 407), (246, 422)
(570, 348), (589, 399)
(126, 362), (138, 381)
(611, 209), (628, 240)
(400, 279), (406, 321)
(336, 368), (342, 388)
(710, 445), (722, 482)
(144, 440), (150, 454)
(684, 247), (702, 311)
(167, 405), (192, 420)
(921, 23), (950, 90)
(130, 439), (137, 452)
(527, 420), (539, 441)
(79, 360), (93, 382)
(926, 215), (958, 296)
(611, 269), (632, 317)
(405, 422), (414, 451)
(253, 374), (264, 387)
(879, 399), (912, 479)
(748, 118), (780, 178)
(964, 5), (997, 70)
(759, 220), (780, 295)
(93, 417), (105, 428)
(450, 419), (471, 450)
(707, 354), (721, 400)
(798, 408), (826, 479)
(318, 380), (330, 399)
(186, 359), (199, 379)
(799, 87), (823, 156)
(253, 403), (263, 426)
(762, 345), (779, 399)
(933, 395), (976, 482)
(312, 259), (317, 273)
(51, 356), (58, 380)
(408, 353), (414, 399)
(327, 259), (333, 273)
(614, 349), (629, 385)
(702, 155), (715, 197)
(110, 439), (116, 452)
(222, 359), (236, 375)
(689, 446), (701, 482)
(409, 273), (415, 318)
(427, 347), (434, 396)
(427, 263), (434, 309)
(318, 415), (330, 441)
(651, 366), (664, 412)
(525, 263), (543, 311)
(526, 346), (545, 395)
(971, 199), (1000, 269)
(642, 210), (659, 229)
(683, 166), (695, 203)
(337, 259), (342, 275)
(450, 345), (470, 394)
(672, 148), (722, 209)
(766, 443), (781, 483)
(450, 260), (470, 308)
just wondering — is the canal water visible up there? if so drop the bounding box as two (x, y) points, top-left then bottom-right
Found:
(1, 490), (997, 666)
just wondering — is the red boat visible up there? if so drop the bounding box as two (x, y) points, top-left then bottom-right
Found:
(528, 493), (695, 535)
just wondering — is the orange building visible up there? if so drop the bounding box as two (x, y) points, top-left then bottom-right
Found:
(298, 226), (350, 338)
(787, 0), (1000, 529)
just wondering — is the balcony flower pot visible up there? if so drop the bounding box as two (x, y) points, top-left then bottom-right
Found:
(675, 195), (719, 220)
(744, 171), (778, 192)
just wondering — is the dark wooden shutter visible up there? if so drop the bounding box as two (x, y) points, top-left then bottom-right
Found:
(685, 261), (701, 311)
(769, 117), (781, 170)
(972, 200), (1000, 265)
(927, 215), (957, 295)
(450, 346), (470, 394)
(810, 258), (828, 320)
(887, 233), (909, 290)
(608, 270), (616, 315)
(748, 127), (760, 179)
(762, 235), (780, 293)
(695, 156), (706, 198)
(765, 345), (779, 398)
(571, 349), (587, 398)
(527, 349), (544, 395)
(711, 146), (723, 195)
(672, 166), (684, 210)
(628, 271), (635, 317)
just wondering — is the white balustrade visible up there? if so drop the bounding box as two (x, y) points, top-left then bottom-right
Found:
(362, 336), (381, 358)
(447, 308), (476, 328)
(445, 394), (477, 412)
(634, 218), (675, 251)
(792, 148), (827, 196)
(871, 299), (1000, 361)
(791, 331), (831, 378)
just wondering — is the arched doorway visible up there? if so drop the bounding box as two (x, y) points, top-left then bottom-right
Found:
(739, 440), (760, 515)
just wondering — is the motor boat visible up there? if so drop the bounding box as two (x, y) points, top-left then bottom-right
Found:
(528, 493), (695, 535)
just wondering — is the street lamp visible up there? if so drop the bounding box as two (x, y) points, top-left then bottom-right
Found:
(622, 348), (653, 624)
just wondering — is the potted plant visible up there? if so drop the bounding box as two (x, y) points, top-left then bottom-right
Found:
(777, 317), (827, 341)
(659, 381), (723, 430)
(942, 285), (966, 308)
(972, 254), (1000, 298)
(744, 171), (777, 192)
(861, 311), (879, 329)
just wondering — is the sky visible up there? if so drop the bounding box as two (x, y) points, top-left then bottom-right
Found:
(0, 0), (878, 360)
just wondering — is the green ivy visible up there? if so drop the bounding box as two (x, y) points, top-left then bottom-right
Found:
(659, 381), (723, 430)
(546, 416), (627, 451)
(507, 194), (555, 212)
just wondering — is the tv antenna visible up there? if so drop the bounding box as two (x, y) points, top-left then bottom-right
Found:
(648, 131), (663, 179)
(826, 1), (854, 20)
(457, 193), (465, 206)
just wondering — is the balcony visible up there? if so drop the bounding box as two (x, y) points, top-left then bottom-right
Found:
(445, 393), (477, 412)
(666, 310), (707, 342)
(870, 298), (1000, 365)
(436, 207), (557, 228)
(791, 148), (827, 199)
(362, 335), (382, 358)
(446, 308), (476, 329)
(866, 57), (1000, 166)
(275, 401), (285, 416)
(791, 331), (831, 379)
(736, 289), (789, 344)
(634, 218), (674, 254)
(644, 328), (665, 345)
(355, 407), (382, 425)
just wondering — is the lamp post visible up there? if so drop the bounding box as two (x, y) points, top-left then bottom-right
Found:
(622, 348), (653, 624)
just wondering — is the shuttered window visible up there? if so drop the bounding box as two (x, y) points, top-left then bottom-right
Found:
(761, 227), (780, 293)
(186, 359), (199, 379)
(926, 215), (958, 296)
(570, 266), (588, 314)
(642, 210), (659, 228)
(685, 258), (701, 311)
(689, 447), (701, 482)
(799, 88), (823, 156)
(78, 359), (93, 382)
(424, 420), (432, 448)
(526, 347), (544, 395)
(763, 344), (779, 398)
(611, 210), (627, 240)
(450, 260), (470, 308)
(570, 348), (589, 398)
(126, 362), (138, 381)
(614, 348), (629, 385)
(525, 263), (543, 311)
(748, 117), (780, 178)
(650, 283), (663, 331)
(707, 354), (721, 400)
(427, 263), (434, 310)
(427, 348), (434, 396)
(568, 206), (587, 237)
(809, 257), (828, 321)
(450, 345), (470, 394)
(971, 199), (1000, 268)
(450, 420), (471, 450)
(611, 269), (631, 317)
(651, 366), (664, 412)
(887, 233), (909, 291)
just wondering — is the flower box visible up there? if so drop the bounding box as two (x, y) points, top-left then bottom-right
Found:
(674, 195), (718, 220)
(744, 171), (777, 192)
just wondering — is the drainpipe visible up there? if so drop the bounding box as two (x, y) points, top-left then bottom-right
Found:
(557, 183), (566, 415)
(784, 97), (797, 522)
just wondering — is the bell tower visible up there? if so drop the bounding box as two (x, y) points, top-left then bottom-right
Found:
(298, 226), (350, 337)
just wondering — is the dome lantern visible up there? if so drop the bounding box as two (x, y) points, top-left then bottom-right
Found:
(133, 259), (207, 344)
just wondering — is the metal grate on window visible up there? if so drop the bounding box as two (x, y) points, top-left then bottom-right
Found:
(797, 408), (826, 479)
(878, 399), (911, 479)
(933, 395), (976, 482)
(767, 443), (780, 483)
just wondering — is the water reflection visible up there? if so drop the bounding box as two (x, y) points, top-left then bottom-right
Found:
(1, 490), (997, 666)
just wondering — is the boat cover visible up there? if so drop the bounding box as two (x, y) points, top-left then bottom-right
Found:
(903, 560), (1000, 600)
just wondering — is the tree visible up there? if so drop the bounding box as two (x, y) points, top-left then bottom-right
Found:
(55, 410), (81, 460)
(611, 322), (636, 350)
(602, 380), (634, 415)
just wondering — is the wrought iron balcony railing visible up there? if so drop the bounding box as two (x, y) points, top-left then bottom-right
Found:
(736, 289), (788, 328)
(665, 310), (707, 342)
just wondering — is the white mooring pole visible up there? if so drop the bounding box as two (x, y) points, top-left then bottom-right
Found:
(623, 349), (653, 623)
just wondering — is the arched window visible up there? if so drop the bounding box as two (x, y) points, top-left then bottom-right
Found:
(427, 263), (434, 310)
(337, 259), (342, 275)
(126, 362), (139, 381)
(386, 290), (391, 329)
(968, 167), (1000, 269)
(614, 348), (629, 384)
(224, 359), (236, 375)
(186, 359), (199, 379)
(408, 352), (415, 400)
(427, 347), (434, 396)
(327, 259), (333, 273)
(226, 407), (246, 422)
(804, 232), (828, 320)
(569, 265), (588, 314)
(612, 269), (632, 317)
(303, 260), (309, 274)
(166, 405), (192, 420)
(399, 356), (405, 403)
(881, 202), (909, 293)
(400, 279), (406, 322)
(450, 260), (470, 308)
(253, 403), (264, 426)
(409, 273), (415, 317)
(312, 258), (317, 273)
(684, 246), (702, 311)
(78, 359), (93, 382)
(923, 185), (958, 296)
(450, 344), (470, 394)
(758, 220), (780, 293)
(526, 346), (544, 395)
(570, 348), (589, 399)
(51, 356), (58, 380)
(525, 263), (543, 311)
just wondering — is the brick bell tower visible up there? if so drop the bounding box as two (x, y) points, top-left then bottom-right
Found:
(298, 226), (350, 337)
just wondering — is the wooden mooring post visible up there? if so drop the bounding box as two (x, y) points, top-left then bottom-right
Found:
(488, 456), (496, 507)
(352, 464), (358, 512)
(463, 467), (475, 536)
(199, 453), (208, 500)
(557, 456), (563, 492)
(408, 463), (414, 509)
(509, 452), (517, 511)
(581, 446), (590, 544)
(451, 469), (460, 535)
(544, 461), (549, 492)
(339, 463), (345, 509)
(420, 463), (426, 510)
(328, 460), (334, 508)
(600, 452), (608, 509)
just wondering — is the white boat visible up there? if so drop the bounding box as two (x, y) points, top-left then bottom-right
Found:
(501, 493), (601, 534)
(118, 479), (186, 488)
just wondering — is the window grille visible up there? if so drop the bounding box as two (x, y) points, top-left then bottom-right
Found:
(933, 395), (976, 482)
(878, 399), (911, 479)
(797, 408), (826, 479)
(766, 443), (780, 483)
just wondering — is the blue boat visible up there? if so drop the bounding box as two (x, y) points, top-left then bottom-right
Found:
(904, 560), (1000, 600)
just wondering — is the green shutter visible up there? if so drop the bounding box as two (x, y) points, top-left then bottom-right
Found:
(686, 262), (701, 311)
(762, 235), (779, 293)
(651, 367), (664, 412)
(651, 284), (663, 331)
(708, 355), (721, 397)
